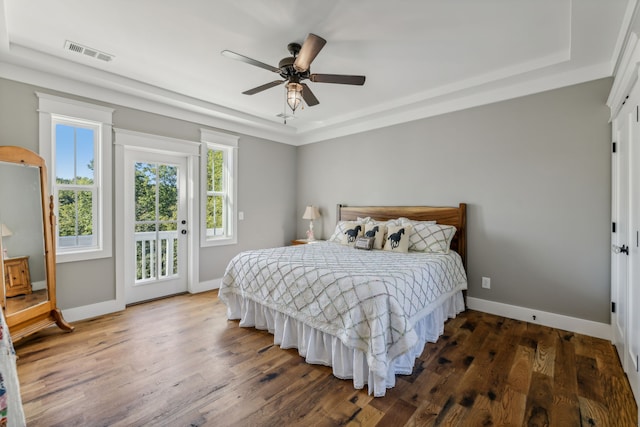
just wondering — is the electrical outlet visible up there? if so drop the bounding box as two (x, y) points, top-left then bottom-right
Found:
(482, 277), (491, 289)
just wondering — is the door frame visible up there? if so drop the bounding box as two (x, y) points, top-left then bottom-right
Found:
(114, 129), (200, 308)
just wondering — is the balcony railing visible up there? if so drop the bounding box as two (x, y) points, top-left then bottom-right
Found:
(135, 230), (178, 282)
(60, 230), (179, 282)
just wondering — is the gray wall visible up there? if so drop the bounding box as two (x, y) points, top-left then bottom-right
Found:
(0, 77), (297, 310)
(0, 76), (613, 323)
(297, 78), (613, 324)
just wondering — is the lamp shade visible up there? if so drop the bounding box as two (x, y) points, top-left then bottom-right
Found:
(1, 223), (12, 237)
(302, 206), (320, 220)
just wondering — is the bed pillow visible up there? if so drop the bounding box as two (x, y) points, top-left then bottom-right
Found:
(364, 223), (387, 250)
(386, 217), (437, 227)
(383, 224), (412, 253)
(409, 223), (457, 253)
(357, 216), (372, 224)
(329, 221), (359, 242)
(340, 223), (364, 246)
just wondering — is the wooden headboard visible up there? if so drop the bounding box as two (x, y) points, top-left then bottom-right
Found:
(337, 203), (467, 268)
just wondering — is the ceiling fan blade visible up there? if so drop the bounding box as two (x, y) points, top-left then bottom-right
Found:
(301, 83), (319, 106)
(242, 80), (285, 95)
(310, 74), (366, 85)
(221, 50), (280, 73)
(293, 33), (327, 72)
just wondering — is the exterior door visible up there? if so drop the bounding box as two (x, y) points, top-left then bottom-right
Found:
(124, 150), (188, 304)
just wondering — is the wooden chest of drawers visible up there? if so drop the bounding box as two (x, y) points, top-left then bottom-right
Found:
(3, 256), (32, 297)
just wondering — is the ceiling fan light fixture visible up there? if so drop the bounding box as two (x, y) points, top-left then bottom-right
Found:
(222, 33), (365, 114)
(286, 81), (303, 112)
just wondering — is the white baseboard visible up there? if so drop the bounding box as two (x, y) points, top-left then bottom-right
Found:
(466, 297), (612, 341)
(61, 299), (125, 323)
(189, 278), (221, 293)
(61, 279), (221, 323)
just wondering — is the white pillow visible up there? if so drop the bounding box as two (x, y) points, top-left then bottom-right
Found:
(409, 223), (456, 253)
(386, 217), (437, 227)
(383, 224), (412, 253)
(364, 223), (387, 250)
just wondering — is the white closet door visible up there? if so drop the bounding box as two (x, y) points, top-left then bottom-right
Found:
(611, 107), (630, 363)
(627, 99), (640, 401)
(611, 85), (640, 406)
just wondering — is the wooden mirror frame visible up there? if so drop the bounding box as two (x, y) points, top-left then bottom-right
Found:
(0, 146), (73, 342)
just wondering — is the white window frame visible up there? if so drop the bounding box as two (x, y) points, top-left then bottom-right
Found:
(37, 92), (114, 263)
(200, 129), (238, 247)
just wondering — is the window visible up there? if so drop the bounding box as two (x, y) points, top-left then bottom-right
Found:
(200, 129), (238, 246)
(38, 93), (113, 263)
(55, 120), (99, 249)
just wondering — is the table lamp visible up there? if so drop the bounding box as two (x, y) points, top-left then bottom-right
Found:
(302, 206), (320, 241)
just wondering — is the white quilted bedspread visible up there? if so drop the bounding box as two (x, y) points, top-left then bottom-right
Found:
(219, 241), (467, 381)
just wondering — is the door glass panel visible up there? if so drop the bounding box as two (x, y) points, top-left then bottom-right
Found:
(133, 162), (180, 284)
(135, 162), (157, 223)
(158, 165), (178, 221)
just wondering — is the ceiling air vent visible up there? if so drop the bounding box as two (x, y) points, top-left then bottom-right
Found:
(64, 40), (114, 62)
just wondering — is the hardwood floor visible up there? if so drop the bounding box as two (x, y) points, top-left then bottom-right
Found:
(15, 291), (637, 426)
(5, 289), (47, 314)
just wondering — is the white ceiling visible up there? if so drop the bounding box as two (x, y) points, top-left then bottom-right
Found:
(0, 0), (634, 145)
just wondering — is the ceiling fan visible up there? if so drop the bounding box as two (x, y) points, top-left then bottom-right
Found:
(221, 33), (366, 113)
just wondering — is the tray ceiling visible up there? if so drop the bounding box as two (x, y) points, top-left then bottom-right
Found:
(0, 0), (633, 144)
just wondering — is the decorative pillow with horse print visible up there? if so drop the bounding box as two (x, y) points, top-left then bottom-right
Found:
(341, 223), (364, 246)
(383, 224), (413, 253)
(409, 223), (456, 253)
(329, 221), (363, 243)
(364, 222), (387, 250)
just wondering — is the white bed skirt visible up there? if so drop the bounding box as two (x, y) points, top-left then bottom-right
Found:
(223, 290), (465, 397)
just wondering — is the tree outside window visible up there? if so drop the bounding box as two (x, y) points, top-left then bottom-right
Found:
(206, 148), (226, 236)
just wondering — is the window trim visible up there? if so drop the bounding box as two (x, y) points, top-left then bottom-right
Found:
(37, 92), (114, 263)
(200, 129), (238, 247)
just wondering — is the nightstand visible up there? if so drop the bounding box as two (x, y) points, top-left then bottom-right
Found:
(3, 255), (32, 297)
(291, 239), (323, 245)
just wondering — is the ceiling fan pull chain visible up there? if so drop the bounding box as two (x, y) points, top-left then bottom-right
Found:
(283, 94), (287, 125)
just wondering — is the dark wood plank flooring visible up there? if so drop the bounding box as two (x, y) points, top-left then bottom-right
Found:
(14, 291), (638, 426)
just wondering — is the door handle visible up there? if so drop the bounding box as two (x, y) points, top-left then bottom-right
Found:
(613, 244), (629, 255)
(181, 229), (187, 235)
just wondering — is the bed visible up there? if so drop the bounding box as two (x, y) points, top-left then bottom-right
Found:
(219, 204), (468, 397)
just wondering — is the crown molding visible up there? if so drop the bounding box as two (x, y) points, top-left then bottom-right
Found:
(0, 41), (617, 147)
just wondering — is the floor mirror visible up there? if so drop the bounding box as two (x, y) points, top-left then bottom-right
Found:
(0, 146), (73, 342)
